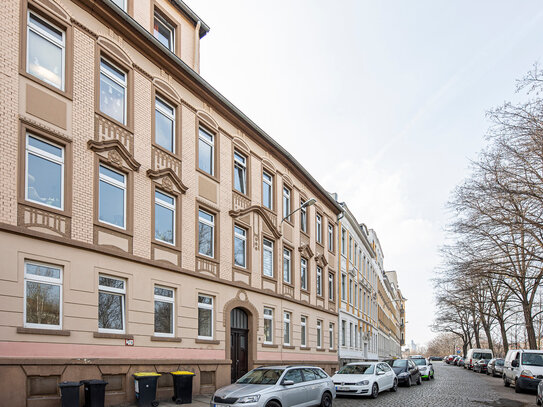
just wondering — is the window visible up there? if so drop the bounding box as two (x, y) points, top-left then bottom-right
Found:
(300, 258), (307, 290)
(354, 243), (358, 265)
(341, 274), (346, 301)
(354, 284), (358, 308)
(283, 311), (291, 345)
(350, 322), (354, 347)
(358, 249), (362, 271)
(358, 287), (362, 310)
(98, 275), (126, 333)
(317, 320), (322, 349)
(24, 261), (62, 329)
(234, 225), (247, 268)
(198, 295), (213, 339)
(282, 186), (291, 221)
(111, 0), (127, 11)
(98, 165), (126, 229)
(341, 320), (346, 346)
(233, 151), (247, 194)
(341, 228), (346, 255)
(349, 237), (353, 262)
(155, 190), (175, 245)
(349, 278), (353, 304)
(283, 248), (291, 284)
(355, 324), (358, 348)
(316, 214), (322, 243)
(153, 12), (175, 51)
(328, 224), (334, 251)
(316, 266), (322, 296)
(198, 127), (214, 175)
(263, 238), (274, 278)
(155, 96), (175, 153)
(100, 58), (127, 125)
(329, 323), (334, 349)
(283, 368), (303, 384)
(301, 316), (307, 347)
(263, 171), (273, 209)
(154, 286), (174, 337)
(27, 11), (65, 90)
(300, 200), (307, 233)
(198, 210), (214, 258)
(328, 272), (334, 301)
(264, 308), (273, 344)
(25, 134), (64, 210)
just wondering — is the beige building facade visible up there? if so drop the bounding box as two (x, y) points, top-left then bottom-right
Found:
(0, 0), (342, 405)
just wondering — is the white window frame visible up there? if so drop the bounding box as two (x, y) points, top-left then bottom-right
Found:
(198, 127), (214, 175)
(283, 311), (291, 345)
(197, 294), (214, 340)
(155, 96), (176, 153)
(27, 11), (66, 90)
(153, 11), (175, 52)
(282, 186), (291, 221)
(316, 214), (322, 243)
(341, 320), (346, 347)
(329, 322), (334, 349)
(25, 134), (65, 210)
(283, 248), (291, 284)
(233, 151), (247, 194)
(349, 236), (353, 263)
(301, 316), (307, 347)
(349, 278), (353, 305)
(98, 164), (127, 229)
(350, 322), (354, 348)
(300, 200), (307, 233)
(263, 307), (274, 344)
(316, 266), (322, 296)
(317, 320), (322, 349)
(263, 171), (273, 210)
(328, 272), (334, 301)
(341, 274), (346, 301)
(111, 0), (127, 11)
(263, 238), (274, 278)
(98, 275), (126, 334)
(300, 258), (307, 291)
(155, 189), (176, 245)
(234, 225), (247, 268)
(154, 285), (175, 337)
(198, 209), (215, 258)
(24, 261), (63, 330)
(341, 228), (346, 255)
(328, 224), (334, 251)
(100, 57), (127, 125)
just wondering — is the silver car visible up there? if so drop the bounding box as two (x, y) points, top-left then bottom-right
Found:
(211, 365), (336, 407)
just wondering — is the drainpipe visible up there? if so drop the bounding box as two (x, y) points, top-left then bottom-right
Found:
(194, 21), (201, 72)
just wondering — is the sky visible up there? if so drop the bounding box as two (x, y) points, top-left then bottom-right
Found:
(194, 0), (543, 346)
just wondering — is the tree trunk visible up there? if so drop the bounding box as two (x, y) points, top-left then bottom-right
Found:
(482, 319), (494, 352)
(497, 317), (509, 355)
(522, 301), (538, 349)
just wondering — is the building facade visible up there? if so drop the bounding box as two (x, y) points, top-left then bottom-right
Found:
(0, 0), (342, 405)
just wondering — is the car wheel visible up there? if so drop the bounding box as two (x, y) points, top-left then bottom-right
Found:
(430, 371), (435, 380)
(537, 395), (542, 406)
(390, 379), (398, 392)
(320, 392), (332, 407)
(417, 375), (422, 385)
(406, 375), (412, 387)
(266, 401), (281, 407)
(371, 383), (379, 399)
(515, 380), (523, 394)
(504, 376), (510, 387)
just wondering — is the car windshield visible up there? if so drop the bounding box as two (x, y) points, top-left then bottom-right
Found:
(237, 369), (283, 385)
(412, 359), (427, 366)
(496, 359), (504, 366)
(522, 353), (543, 367)
(338, 364), (374, 375)
(473, 352), (492, 359)
(388, 360), (407, 368)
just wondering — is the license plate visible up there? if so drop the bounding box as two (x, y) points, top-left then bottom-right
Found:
(214, 404), (227, 407)
(336, 386), (350, 391)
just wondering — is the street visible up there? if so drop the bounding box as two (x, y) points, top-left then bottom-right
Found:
(334, 362), (535, 407)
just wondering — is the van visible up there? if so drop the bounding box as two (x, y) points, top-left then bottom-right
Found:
(503, 349), (543, 393)
(465, 348), (493, 370)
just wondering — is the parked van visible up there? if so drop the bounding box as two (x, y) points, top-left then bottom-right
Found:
(465, 348), (493, 370)
(504, 349), (543, 393)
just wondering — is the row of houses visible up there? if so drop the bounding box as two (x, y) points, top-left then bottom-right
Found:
(0, 0), (406, 405)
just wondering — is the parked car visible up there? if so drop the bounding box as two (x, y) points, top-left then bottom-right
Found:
(473, 359), (490, 374)
(504, 349), (543, 393)
(383, 359), (422, 387)
(453, 356), (461, 366)
(465, 348), (494, 370)
(331, 362), (397, 399)
(411, 358), (435, 380)
(445, 355), (455, 364)
(211, 365), (335, 407)
(429, 356), (443, 361)
(458, 357), (465, 368)
(487, 359), (505, 377)
(537, 379), (543, 405)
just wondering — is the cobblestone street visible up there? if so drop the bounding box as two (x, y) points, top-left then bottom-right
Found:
(334, 362), (535, 407)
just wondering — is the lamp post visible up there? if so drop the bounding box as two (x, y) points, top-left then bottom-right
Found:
(280, 198), (317, 226)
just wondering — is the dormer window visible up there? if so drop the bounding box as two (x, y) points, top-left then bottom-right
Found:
(154, 12), (175, 52)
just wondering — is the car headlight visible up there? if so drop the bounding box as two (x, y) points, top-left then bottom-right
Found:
(237, 395), (261, 403)
(419, 367), (427, 371)
(356, 380), (369, 385)
(520, 370), (534, 379)
(398, 372), (409, 377)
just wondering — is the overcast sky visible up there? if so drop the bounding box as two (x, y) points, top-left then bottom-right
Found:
(195, 0), (543, 346)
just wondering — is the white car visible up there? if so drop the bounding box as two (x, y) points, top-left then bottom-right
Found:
(411, 358), (435, 380)
(331, 362), (397, 399)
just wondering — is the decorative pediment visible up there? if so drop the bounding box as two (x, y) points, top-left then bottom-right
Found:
(147, 168), (188, 194)
(229, 205), (282, 239)
(315, 253), (328, 268)
(97, 36), (133, 67)
(298, 244), (314, 259)
(88, 139), (140, 171)
(153, 78), (180, 103)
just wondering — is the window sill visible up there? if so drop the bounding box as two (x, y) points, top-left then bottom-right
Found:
(19, 70), (73, 101)
(262, 274), (277, 283)
(196, 167), (219, 184)
(93, 332), (133, 340)
(299, 346), (311, 351)
(151, 336), (182, 342)
(328, 349), (337, 353)
(282, 345), (295, 350)
(195, 254), (219, 265)
(20, 200), (71, 218)
(316, 348), (325, 352)
(195, 338), (220, 345)
(262, 343), (278, 348)
(233, 265), (251, 274)
(300, 289), (310, 295)
(151, 142), (181, 161)
(95, 110), (133, 134)
(316, 241), (324, 249)
(17, 327), (70, 336)
(94, 221), (133, 238)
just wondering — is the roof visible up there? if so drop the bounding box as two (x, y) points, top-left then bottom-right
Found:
(170, 0), (210, 38)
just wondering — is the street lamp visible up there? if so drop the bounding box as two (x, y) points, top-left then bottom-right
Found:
(280, 198), (317, 226)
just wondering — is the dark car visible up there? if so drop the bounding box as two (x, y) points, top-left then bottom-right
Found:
(458, 357), (465, 367)
(383, 359), (422, 387)
(473, 359), (489, 373)
(487, 358), (505, 377)
(429, 356), (443, 362)
(537, 379), (543, 405)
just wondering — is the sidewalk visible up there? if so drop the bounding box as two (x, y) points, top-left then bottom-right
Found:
(129, 394), (212, 407)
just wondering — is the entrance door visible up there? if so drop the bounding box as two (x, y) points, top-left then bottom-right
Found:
(231, 308), (249, 382)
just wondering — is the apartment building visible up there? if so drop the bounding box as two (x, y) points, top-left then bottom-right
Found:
(0, 0), (342, 405)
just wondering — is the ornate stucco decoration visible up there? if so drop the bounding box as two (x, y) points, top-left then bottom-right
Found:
(229, 205), (282, 239)
(315, 253), (328, 268)
(146, 168), (188, 194)
(298, 244), (314, 259)
(87, 139), (140, 171)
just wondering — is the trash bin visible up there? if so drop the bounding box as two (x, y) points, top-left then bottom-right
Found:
(59, 381), (81, 407)
(80, 379), (108, 407)
(133, 372), (161, 407)
(170, 371), (195, 404)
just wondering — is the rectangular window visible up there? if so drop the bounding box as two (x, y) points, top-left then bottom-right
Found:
(98, 275), (126, 333)
(300, 258), (307, 290)
(264, 307), (273, 344)
(100, 58), (127, 125)
(317, 320), (322, 349)
(349, 237), (353, 262)
(24, 261), (62, 329)
(341, 320), (346, 346)
(98, 165), (126, 229)
(198, 209), (214, 258)
(155, 96), (175, 153)
(354, 284), (358, 308)
(233, 151), (247, 194)
(263, 238), (274, 278)
(350, 322), (354, 348)
(263, 171), (273, 209)
(359, 287), (362, 310)
(153, 12), (175, 51)
(283, 248), (291, 284)
(316, 214), (322, 243)
(25, 134), (64, 210)
(155, 190), (175, 245)
(329, 322), (334, 349)
(316, 266), (322, 296)
(349, 278), (353, 304)
(341, 228), (346, 255)
(300, 200), (307, 233)
(341, 274), (346, 301)
(283, 311), (291, 345)
(328, 224), (334, 251)
(198, 295), (213, 339)
(328, 272), (334, 301)
(234, 225), (247, 268)
(154, 286), (174, 337)
(358, 250), (362, 271)
(198, 127), (214, 175)
(354, 243), (358, 265)
(27, 11), (65, 90)
(300, 316), (307, 347)
(282, 186), (291, 221)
